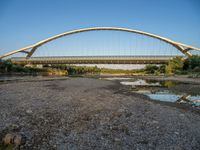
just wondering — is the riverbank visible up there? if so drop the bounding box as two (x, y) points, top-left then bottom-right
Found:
(135, 75), (200, 84)
(0, 78), (200, 149)
(0, 75), (69, 83)
(98, 74), (200, 85)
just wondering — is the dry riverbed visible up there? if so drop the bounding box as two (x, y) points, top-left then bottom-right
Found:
(0, 78), (200, 149)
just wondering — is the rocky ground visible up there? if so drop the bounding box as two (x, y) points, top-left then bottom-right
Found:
(0, 78), (200, 149)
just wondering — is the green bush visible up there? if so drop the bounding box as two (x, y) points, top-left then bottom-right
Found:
(158, 65), (166, 74)
(65, 65), (100, 75)
(165, 57), (184, 74)
(145, 65), (159, 74)
(193, 66), (200, 72)
(183, 55), (200, 70)
(0, 60), (13, 72)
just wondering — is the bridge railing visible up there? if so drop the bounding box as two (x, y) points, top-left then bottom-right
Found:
(10, 56), (181, 64)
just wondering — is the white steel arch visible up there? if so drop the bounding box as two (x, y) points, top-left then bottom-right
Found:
(1, 27), (200, 59)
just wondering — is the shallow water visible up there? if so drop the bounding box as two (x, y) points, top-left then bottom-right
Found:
(140, 91), (200, 106)
(102, 77), (132, 81)
(106, 77), (200, 107)
(120, 79), (160, 86)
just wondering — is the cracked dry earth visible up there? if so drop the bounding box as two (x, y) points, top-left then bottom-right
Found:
(0, 78), (200, 150)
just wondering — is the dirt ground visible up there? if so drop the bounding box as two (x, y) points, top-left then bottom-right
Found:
(0, 78), (200, 149)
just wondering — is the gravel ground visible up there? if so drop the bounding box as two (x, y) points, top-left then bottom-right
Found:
(0, 78), (200, 149)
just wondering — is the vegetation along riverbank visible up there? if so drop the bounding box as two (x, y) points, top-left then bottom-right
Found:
(1, 55), (200, 77)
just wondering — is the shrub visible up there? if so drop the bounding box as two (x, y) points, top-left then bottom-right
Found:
(165, 57), (184, 74)
(145, 65), (159, 74)
(183, 55), (200, 70)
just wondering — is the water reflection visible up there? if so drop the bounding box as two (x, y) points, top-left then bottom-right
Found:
(146, 92), (200, 106)
(120, 79), (161, 87)
(103, 77), (132, 81)
(161, 81), (177, 88)
(118, 79), (200, 107)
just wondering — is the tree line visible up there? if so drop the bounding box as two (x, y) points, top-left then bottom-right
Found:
(1, 55), (200, 76)
(144, 55), (200, 75)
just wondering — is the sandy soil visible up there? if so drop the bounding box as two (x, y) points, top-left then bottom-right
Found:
(0, 78), (200, 149)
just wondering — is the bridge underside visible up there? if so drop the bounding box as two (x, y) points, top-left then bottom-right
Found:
(11, 56), (177, 65)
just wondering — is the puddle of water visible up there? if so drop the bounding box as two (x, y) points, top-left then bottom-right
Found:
(116, 78), (200, 107)
(147, 93), (180, 102)
(146, 93), (200, 106)
(103, 77), (132, 81)
(120, 79), (160, 86)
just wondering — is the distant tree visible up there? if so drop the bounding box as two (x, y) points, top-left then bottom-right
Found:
(165, 57), (184, 74)
(43, 64), (49, 68)
(158, 65), (166, 74)
(183, 55), (200, 70)
(0, 60), (13, 72)
(145, 65), (159, 74)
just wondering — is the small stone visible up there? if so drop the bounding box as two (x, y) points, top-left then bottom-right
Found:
(174, 132), (179, 135)
(2, 133), (26, 146)
(26, 109), (33, 114)
(152, 120), (159, 124)
(3, 133), (14, 145)
(53, 144), (57, 148)
(117, 108), (125, 113)
(10, 124), (20, 131)
(14, 135), (22, 146)
(114, 138), (121, 143)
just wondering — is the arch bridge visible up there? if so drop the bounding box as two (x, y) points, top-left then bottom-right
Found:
(1, 27), (200, 64)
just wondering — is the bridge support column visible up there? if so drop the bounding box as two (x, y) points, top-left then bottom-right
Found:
(174, 44), (192, 57)
(26, 47), (38, 58)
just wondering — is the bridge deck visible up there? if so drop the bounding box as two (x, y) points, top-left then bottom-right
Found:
(11, 56), (181, 64)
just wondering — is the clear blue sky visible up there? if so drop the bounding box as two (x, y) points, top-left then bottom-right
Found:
(0, 0), (200, 56)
